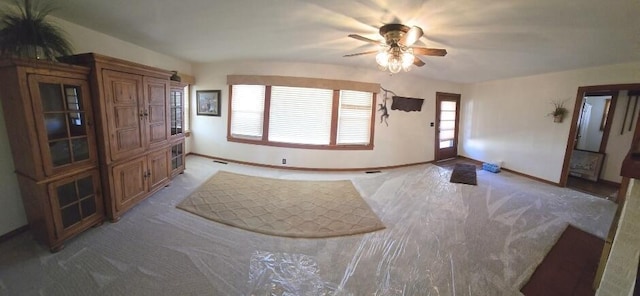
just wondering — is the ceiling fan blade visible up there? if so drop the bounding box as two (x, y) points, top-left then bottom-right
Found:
(413, 57), (425, 67)
(348, 34), (381, 44)
(343, 50), (378, 57)
(401, 26), (424, 46)
(411, 47), (447, 56)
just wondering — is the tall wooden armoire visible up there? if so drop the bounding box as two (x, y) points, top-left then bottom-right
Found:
(0, 58), (104, 251)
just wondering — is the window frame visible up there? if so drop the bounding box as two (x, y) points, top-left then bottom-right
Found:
(227, 83), (377, 151)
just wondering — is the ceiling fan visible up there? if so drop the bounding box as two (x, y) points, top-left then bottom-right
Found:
(344, 24), (447, 73)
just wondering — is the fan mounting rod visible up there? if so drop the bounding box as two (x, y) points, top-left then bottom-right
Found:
(379, 24), (410, 46)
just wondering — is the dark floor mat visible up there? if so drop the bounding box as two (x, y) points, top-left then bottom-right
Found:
(449, 163), (477, 185)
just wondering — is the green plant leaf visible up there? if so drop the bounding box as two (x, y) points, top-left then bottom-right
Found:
(0, 0), (73, 60)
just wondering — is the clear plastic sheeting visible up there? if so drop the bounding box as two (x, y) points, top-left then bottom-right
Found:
(0, 156), (617, 296)
(248, 251), (337, 296)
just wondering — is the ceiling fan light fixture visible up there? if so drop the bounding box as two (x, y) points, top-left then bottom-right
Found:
(376, 46), (413, 74)
(346, 23), (444, 74)
(401, 50), (414, 70)
(376, 50), (389, 68)
(388, 58), (403, 73)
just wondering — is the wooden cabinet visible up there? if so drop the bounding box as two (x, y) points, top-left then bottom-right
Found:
(0, 58), (104, 251)
(102, 70), (170, 162)
(111, 149), (169, 213)
(60, 53), (174, 221)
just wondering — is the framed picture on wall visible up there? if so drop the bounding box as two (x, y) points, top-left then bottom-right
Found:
(196, 90), (221, 116)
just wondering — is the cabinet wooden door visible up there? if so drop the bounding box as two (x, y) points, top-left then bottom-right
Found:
(112, 156), (147, 212)
(48, 169), (103, 242)
(148, 149), (170, 192)
(103, 70), (145, 162)
(28, 75), (98, 177)
(144, 77), (169, 150)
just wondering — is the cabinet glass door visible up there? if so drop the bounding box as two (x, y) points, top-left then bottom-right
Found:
(49, 170), (103, 238)
(29, 75), (97, 176)
(170, 141), (185, 176)
(170, 87), (183, 136)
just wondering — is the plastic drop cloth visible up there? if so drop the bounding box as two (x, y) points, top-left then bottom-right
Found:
(0, 156), (617, 296)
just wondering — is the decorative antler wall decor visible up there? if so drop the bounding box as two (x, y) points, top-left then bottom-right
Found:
(391, 96), (425, 112)
(379, 87), (397, 126)
(621, 91), (640, 135)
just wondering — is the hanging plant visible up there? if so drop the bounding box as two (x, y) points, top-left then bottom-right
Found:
(548, 100), (569, 123)
(0, 0), (73, 60)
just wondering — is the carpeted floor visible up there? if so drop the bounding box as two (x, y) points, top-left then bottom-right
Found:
(521, 225), (604, 296)
(0, 156), (617, 295)
(177, 171), (385, 238)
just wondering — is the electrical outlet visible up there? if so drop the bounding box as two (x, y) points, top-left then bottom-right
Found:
(282, 158), (286, 164)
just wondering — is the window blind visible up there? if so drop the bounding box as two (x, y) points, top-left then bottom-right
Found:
(230, 85), (266, 138)
(337, 90), (373, 145)
(268, 86), (333, 145)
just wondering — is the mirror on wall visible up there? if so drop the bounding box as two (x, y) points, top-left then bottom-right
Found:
(575, 94), (613, 152)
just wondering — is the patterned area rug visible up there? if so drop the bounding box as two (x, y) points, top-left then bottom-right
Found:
(177, 171), (385, 238)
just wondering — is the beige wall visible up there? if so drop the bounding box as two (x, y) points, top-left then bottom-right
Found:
(460, 62), (640, 183)
(55, 16), (192, 75)
(190, 60), (462, 169)
(0, 102), (25, 237)
(0, 8), (192, 236)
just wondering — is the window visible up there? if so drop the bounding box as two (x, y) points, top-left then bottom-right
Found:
(337, 90), (373, 145)
(269, 86), (333, 145)
(228, 83), (375, 150)
(230, 85), (266, 139)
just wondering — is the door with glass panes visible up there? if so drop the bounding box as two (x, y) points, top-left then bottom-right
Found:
(435, 92), (461, 161)
(28, 75), (98, 177)
(49, 169), (103, 241)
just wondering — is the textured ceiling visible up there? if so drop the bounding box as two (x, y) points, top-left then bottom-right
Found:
(4, 0), (640, 83)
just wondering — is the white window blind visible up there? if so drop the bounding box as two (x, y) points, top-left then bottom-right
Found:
(337, 90), (372, 145)
(268, 86), (333, 145)
(230, 85), (266, 138)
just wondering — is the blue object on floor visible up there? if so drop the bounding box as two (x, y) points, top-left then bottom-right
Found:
(482, 163), (501, 173)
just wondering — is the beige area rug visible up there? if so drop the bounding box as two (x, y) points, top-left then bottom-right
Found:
(177, 171), (385, 238)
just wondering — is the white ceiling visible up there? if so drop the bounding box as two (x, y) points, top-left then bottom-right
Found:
(9, 0), (640, 83)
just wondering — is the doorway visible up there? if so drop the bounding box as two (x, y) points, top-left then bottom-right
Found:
(574, 91), (617, 153)
(561, 84), (640, 200)
(435, 92), (461, 161)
